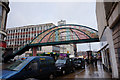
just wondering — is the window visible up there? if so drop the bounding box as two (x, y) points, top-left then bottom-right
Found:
(56, 59), (66, 64)
(28, 61), (38, 70)
(37, 27), (39, 31)
(39, 27), (41, 30)
(32, 28), (34, 31)
(40, 60), (48, 67)
(41, 27), (42, 30)
(26, 29), (28, 32)
(34, 27), (36, 31)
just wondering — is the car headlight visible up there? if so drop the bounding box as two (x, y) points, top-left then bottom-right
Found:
(58, 67), (61, 69)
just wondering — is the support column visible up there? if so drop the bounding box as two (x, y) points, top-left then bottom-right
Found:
(106, 27), (118, 78)
(73, 44), (77, 57)
(32, 47), (37, 56)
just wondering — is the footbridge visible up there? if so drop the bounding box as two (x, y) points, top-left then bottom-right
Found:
(3, 24), (99, 62)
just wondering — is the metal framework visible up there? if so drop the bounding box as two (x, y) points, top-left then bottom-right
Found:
(30, 24), (99, 46)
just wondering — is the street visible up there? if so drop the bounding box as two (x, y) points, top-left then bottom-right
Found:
(25, 61), (111, 80)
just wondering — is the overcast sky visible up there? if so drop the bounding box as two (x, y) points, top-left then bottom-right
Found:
(6, 2), (100, 51)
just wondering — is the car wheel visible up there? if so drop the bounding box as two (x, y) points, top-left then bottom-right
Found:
(49, 74), (54, 80)
(72, 67), (75, 72)
(62, 70), (66, 75)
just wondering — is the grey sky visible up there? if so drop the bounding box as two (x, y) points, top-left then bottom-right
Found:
(6, 2), (100, 51)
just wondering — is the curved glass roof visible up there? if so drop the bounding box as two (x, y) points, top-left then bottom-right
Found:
(30, 24), (99, 45)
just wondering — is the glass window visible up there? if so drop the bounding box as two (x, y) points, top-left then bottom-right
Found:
(26, 29), (28, 32)
(32, 28), (34, 31)
(28, 61), (38, 70)
(37, 27), (39, 31)
(41, 27), (42, 30)
(5, 60), (29, 71)
(34, 27), (36, 31)
(55, 59), (66, 64)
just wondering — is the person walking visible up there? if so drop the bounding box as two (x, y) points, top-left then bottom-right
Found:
(94, 57), (97, 66)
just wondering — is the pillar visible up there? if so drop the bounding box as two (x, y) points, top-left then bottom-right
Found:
(32, 47), (37, 56)
(0, 1), (10, 63)
(73, 44), (77, 57)
(106, 27), (118, 78)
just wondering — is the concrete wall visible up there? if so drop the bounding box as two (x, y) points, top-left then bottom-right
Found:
(96, 2), (107, 39)
(42, 46), (52, 52)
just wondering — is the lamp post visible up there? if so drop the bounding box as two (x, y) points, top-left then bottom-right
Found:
(89, 42), (91, 51)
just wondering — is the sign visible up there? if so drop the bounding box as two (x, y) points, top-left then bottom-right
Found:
(0, 42), (6, 48)
(40, 58), (45, 60)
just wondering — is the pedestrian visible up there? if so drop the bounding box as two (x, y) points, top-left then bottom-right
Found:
(94, 57), (97, 66)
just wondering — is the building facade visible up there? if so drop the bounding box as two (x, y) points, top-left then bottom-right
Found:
(5, 23), (55, 51)
(5, 23), (60, 55)
(96, 1), (120, 78)
(0, 0), (10, 62)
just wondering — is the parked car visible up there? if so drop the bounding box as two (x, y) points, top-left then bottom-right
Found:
(55, 58), (75, 75)
(72, 57), (85, 69)
(0, 56), (56, 80)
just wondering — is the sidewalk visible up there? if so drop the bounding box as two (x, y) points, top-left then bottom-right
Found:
(75, 61), (112, 78)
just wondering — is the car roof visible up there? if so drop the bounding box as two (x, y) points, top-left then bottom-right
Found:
(20, 56), (53, 61)
(26, 56), (53, 59)
(71, 57), (84, 59)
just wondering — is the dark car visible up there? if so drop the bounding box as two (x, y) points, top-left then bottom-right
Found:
(72, 57), (85, 69)
(0, 56), (56, 80)
(55, 58), (75, 75)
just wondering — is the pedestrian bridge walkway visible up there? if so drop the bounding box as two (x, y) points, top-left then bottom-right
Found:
(3, 24), (99, 63)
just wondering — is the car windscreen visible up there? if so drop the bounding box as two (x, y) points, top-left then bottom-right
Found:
(74, 59), (82, 63)
(55, 59), (66, 64)
(5, 60), (29, 71)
